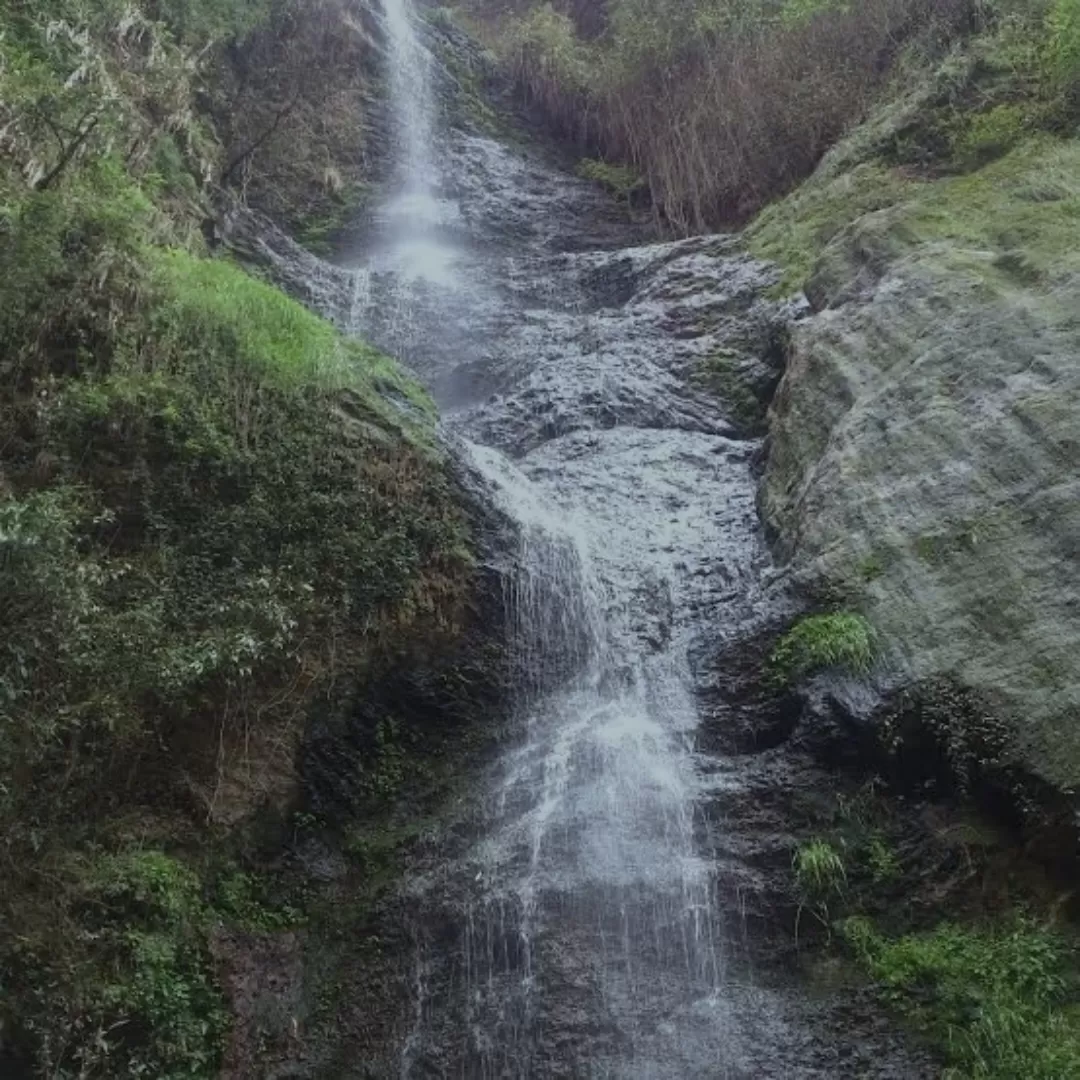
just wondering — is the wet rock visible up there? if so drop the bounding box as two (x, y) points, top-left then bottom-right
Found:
(761, 149), (1080, 809)
(693, 627), (803, 755)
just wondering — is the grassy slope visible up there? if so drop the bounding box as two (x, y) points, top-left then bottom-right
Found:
(746, 0), (1080, 292)
(0, 3), (474, 1076)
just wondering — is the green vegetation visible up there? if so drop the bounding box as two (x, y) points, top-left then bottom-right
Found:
(745, 162), (914, 294)
(865, 835), (902, 885)
(750, 134), (1080, 295)
(1048, 0), (1080, 84)
(5, 849), (227, 1078)
(214, 868), (304, 932)
(576, 157), (646, 202)
(790, 783), (1080, 1074)
(794, 839), (847, 898)
(793, 839), (847, 937)
(459, 0), (975, 229)
(0, 0), (474, 1073)
(746, 0), (1080, 292)
(844, 917), (1080, 1079)
(693, 350), (768, 433)
(770, 612), (876, 684)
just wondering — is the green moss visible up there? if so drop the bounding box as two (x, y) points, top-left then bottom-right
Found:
(692, 349), (766, 433)
(769, 612), (877, 685)
(745, 163), (916, 294)
(895, 137), (1080, 261)
(912, 523), (980, 565)
(949, 102), (1037, 167)
(843, 916), (1080, 1079)
(294, 182), (374, 256)
(748, 133), (1080, 294)
(1047, 0), (1080, 86)
(857, 553), (887, 582)
(576, 157), (646, 201)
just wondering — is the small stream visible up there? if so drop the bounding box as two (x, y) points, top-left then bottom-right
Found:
(239, 1), (934, 1074)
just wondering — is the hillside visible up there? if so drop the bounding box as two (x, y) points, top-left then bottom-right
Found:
(2, 0), (1079, 1075)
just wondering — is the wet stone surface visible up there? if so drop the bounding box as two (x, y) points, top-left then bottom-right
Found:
(237, 38), (933, 1077)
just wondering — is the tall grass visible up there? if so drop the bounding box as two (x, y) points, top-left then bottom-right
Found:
(844, 916), (1080, 1080)
(464, 0), (975, 229)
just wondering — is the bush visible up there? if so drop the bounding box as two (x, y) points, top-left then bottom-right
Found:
(147, 0), (271, 42)
(769, 612), (876, 684)
(843, 916), (1080, 1079)
(471, 0), (974, 229)
(0, 2), (473, 1076)
(0, 162), (154, 385)
(3, 850), (226, 1079)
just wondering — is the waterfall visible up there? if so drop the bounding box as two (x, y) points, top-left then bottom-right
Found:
(366, 2), (740, 1076)
(236, 3), (935, 1071)
(370, 0), (456, 286)
(383, 0), (436, 203)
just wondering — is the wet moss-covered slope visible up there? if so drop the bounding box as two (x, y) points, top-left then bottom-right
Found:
(0, 2), (510, 1075)
(755, 5), (1080, 805)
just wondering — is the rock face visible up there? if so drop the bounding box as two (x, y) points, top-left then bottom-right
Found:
(243, 99), (938, 1070)
(761, 137), (1080, 801)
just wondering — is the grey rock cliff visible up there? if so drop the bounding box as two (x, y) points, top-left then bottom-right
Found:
(761, 142), (1080, 798)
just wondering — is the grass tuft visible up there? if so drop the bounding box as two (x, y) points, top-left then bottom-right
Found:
(770, 612), (877, 685)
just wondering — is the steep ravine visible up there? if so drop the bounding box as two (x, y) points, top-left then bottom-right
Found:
(224, 3), (945, 1076)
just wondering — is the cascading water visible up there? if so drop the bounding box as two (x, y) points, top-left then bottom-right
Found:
(241, 1), (934, 1073)
(426, 440), (735, 1078)
(356, 4), (741, 1075)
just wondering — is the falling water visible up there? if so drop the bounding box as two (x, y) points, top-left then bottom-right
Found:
(235, 1), (938, 1072)
(365, 1), (739, 1076)
(433, 444), (731, 1079)
(369, 0), (458, 286)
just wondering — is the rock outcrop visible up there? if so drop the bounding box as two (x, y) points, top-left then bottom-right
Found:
(760, 135), (1080, 814)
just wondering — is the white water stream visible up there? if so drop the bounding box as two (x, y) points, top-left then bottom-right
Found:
(365, 4), (734, 1075)
(224, 0), (928, 1074)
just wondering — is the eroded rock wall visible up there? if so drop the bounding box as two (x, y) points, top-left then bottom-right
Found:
(761, 136), (1080, 811)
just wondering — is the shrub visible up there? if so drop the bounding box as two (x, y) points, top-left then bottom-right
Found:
(0, 162), (154, 384)
(843, 916), (1080, 1080)
(214, 869), (302, 931)
(769, 612), (876, 684)
(472, 0), (974, 229)
(865, 835), (902, 884)
(3, 850), (226, 1078)
(147, 0), (271, 42)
